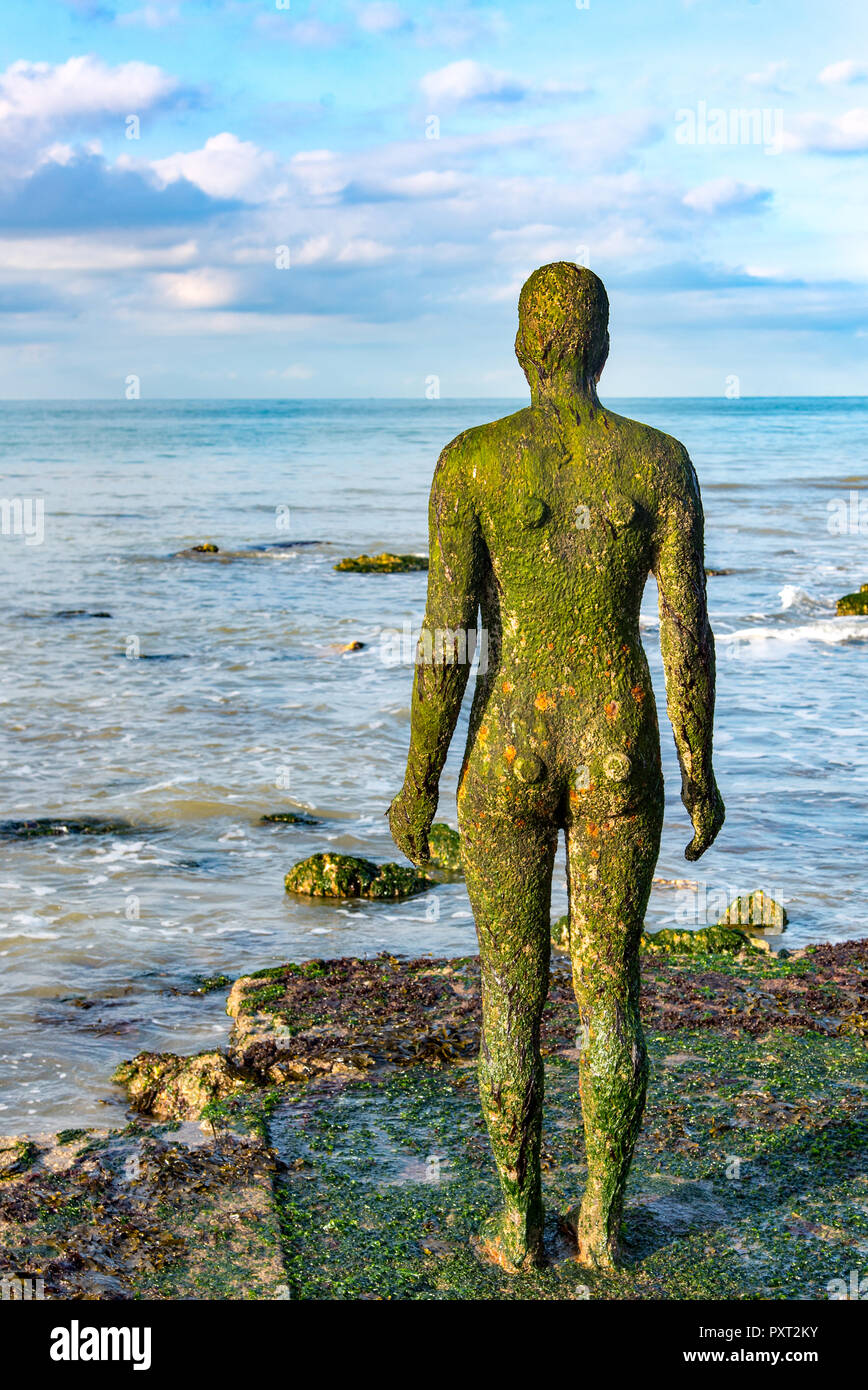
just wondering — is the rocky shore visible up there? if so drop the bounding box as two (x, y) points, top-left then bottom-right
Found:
(2, 937), (866, 1300)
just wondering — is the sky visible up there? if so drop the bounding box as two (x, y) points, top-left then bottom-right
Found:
(0, 0), (866, 397)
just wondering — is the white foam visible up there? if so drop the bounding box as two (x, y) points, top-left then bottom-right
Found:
(718, 617), (868, 649)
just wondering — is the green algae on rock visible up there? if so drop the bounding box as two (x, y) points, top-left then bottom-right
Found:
(716, 889), (788, 933)
(192, 542), (219, 553)
(334, 552), (428, 573)
(836, 582), (868, 616)
(427, 822), (463, 872)
(641, 925), (755, 955)
(284, 851), (433, 899)
(112, 1051), (249, 1121)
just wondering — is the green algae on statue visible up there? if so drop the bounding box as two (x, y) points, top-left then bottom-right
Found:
(389, 262), (725, 1273)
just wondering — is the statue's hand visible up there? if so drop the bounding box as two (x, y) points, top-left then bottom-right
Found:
(683, 780), (725, 862)
(388, 781), (437, 867)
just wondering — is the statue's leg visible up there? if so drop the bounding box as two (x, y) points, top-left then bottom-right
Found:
(459, 803), (558, 1273)
(563, 793), (663, 1269)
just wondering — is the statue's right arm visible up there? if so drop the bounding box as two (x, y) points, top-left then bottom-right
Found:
(388, 440), (483, 865)
(652, 440), (725, 861)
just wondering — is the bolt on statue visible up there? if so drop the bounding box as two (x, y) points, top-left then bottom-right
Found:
(389, 262), (724, 1273)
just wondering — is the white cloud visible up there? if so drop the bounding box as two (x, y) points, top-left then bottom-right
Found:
(294, 235), (393, 266)
(357, 3), (411, 34)
(785, 108), (868, 152)
(745, 60), (789, 91)
(818, 60), (868, 86)
(0, 56), (178, 129)
(150, 133), (284, 203)
(157, 268), (244, 308)
(419, 60), (529, 106)
(683, 177), (771, 214)
(0, 236), (199, 272)
(116, 3), (181, 28)
(274, 364), (315, 379)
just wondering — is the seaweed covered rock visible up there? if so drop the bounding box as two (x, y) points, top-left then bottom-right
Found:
(641, 925), (754, 955)
(427, 822), (462, 872)
(261, 811), (320, 826)
(0, 816), (138, 840)
(192, 542), (219, 553)
(551, 914), (570, 953)
(836, 583), (868, 617)
(112, 1050), (248, 1120)
(284, 852), (433, 899)
(716, 889), (788, 934)
(334, 552), (428, 573)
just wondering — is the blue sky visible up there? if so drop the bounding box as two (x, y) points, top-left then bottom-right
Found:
(0, 0), (866, 396)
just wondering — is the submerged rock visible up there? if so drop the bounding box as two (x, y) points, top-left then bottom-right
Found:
(334, 552), (428, 573)
(0, 816), (139, 840)
(427, 822), (462, 872)
(284, 852), (433, 899)
(53, 609), (113, 619)
(192, 542), (219, 553)
(836, 583), (868, 616)
(112, 1050), (249, 1120)
(261, 812), (320, 826)
(716, 890), (788, 934)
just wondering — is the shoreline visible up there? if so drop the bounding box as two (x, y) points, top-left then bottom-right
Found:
(2, 937), (865, 1300)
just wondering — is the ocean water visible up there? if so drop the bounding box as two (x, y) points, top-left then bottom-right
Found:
(1, 397), (866, 1134)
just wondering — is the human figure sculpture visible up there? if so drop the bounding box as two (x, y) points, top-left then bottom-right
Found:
(388, 262), (724, 1273)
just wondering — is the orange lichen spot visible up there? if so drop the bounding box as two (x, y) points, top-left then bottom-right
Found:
(534, 692), (552, 711)
(586, 820), (600, 838)
(604, 700), (619, 722)
(504, 745), (517, 765)
(479, 724), (489, 739)
(502, 680), (514, 694)
(631, 684), (646, 704)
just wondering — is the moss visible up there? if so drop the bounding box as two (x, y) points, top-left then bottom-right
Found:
(836, 582), (868, 616)
(334, 552), (428, 573)
(56, 1128), (92, 1146)
(285, 852), (434, 899)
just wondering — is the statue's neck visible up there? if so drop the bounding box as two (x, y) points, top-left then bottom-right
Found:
(529, 367), (600, 417)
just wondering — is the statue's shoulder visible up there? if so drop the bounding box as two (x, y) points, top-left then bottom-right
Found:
(434, 407), (535, 486)
(438, 407), (532, 462)
(601, 408), (696, 497)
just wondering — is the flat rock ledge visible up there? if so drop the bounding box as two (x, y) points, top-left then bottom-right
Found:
(6, 939), (866, 1300)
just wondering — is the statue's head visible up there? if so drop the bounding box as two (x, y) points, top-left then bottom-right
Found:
(515, 262), (609, 399)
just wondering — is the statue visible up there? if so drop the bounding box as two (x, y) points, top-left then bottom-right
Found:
(389, 262), (724, 1273)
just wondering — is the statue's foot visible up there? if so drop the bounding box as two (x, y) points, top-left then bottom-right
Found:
(470, 1211), (544, 1274)
(558, 1203), (621, 1271)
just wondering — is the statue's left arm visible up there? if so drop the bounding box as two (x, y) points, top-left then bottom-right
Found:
(388, 442), (483, 865)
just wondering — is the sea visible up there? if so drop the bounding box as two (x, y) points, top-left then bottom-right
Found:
(1, 396), (866, 1133)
